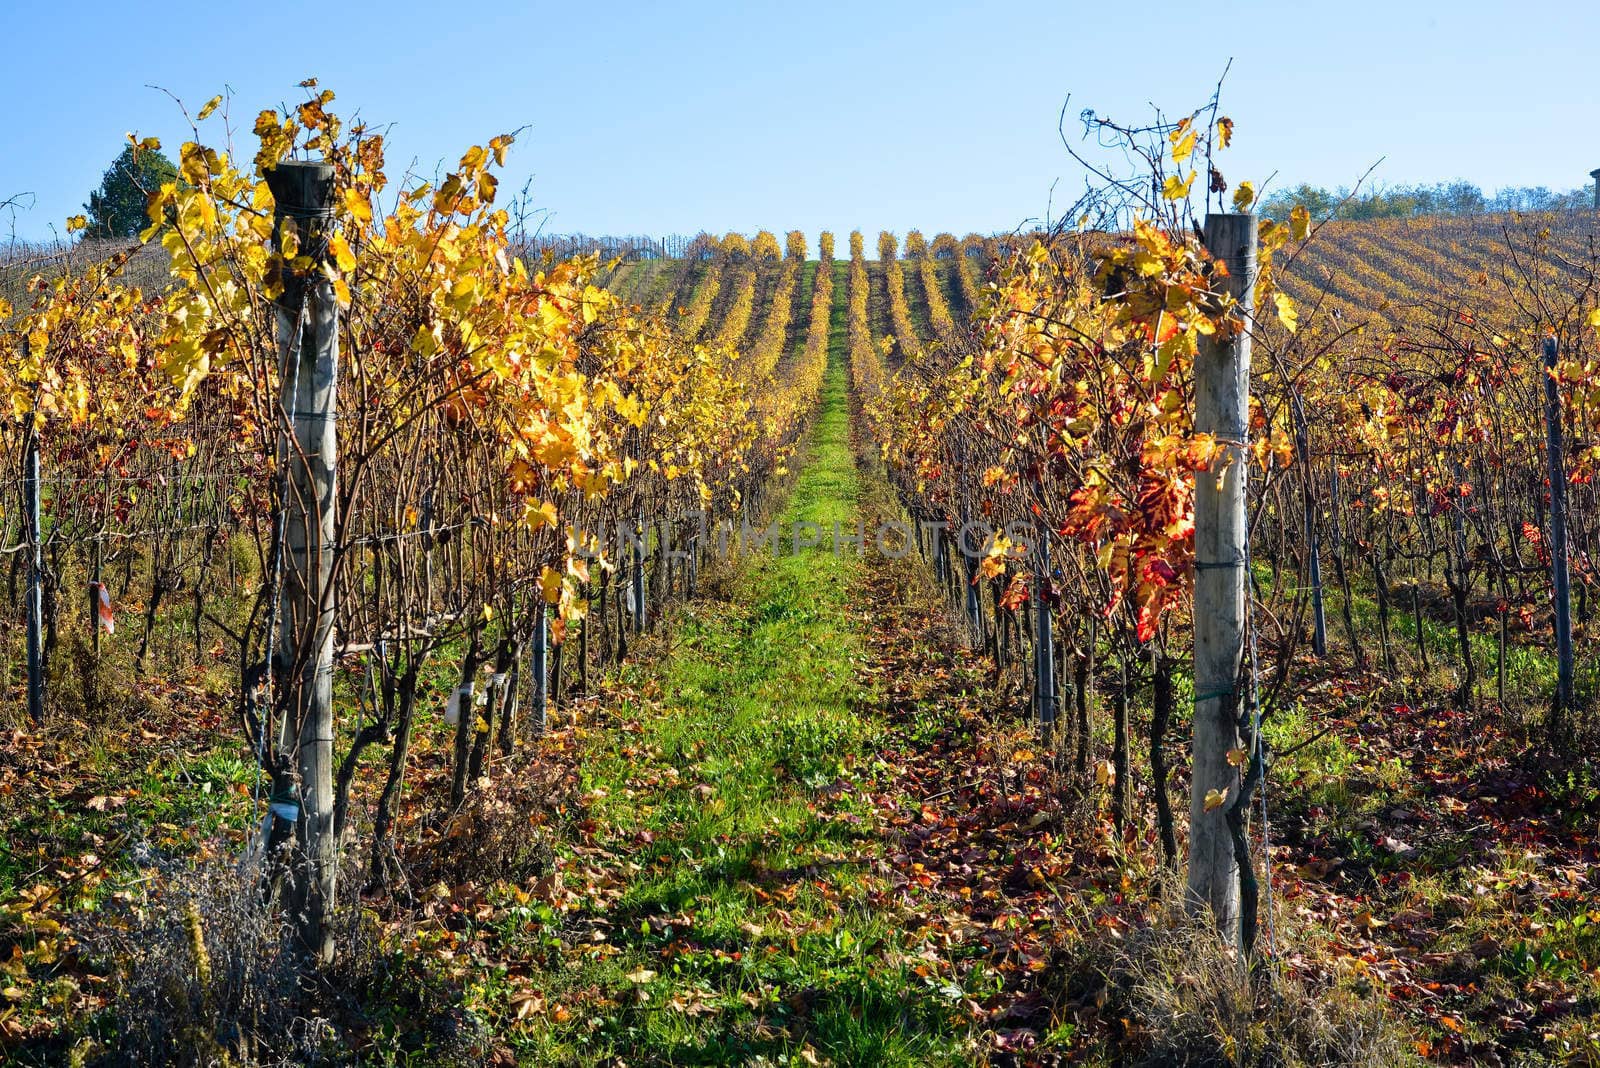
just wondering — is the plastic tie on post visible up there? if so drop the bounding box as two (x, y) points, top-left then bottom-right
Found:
(267, 784), (301, 823)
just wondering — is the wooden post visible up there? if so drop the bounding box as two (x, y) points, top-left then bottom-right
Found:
(24, 430), (43, 723)
(1290, 393), (1327, 657)
(266, 160), (339, 963)
(531, 600), (549, 734)
(964, 554), (982, 636)
(687, 522), (699, 599)
(1544, 336), (1574, 712)
(631, 515), (646, 634)
(956, 504), (979, 635)
(90, 550), (104, 658)
(1034, 524), (1056, 736)
(1187, 212), (1255, 946)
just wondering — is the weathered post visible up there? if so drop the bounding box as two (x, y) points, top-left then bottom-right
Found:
(1290, 393), (1327, 657)
(577, 590), (590, 696)
(957, 448), (983, 638)
(266, 160), (339, 963)
(1544, 336), (1574, 713)
(686, 517), (699, 599)
(964, 553), (982, 637)
(24, 429), (43, 723)
(531, 600), (549, 735)
(1034, 523), (1056, 737)
(631, 515), (646, 634)
(1187, 212), (1256, 946)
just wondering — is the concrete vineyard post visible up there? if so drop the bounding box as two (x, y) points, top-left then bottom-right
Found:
(1187, 212), (1255, 946)
(1544, 336), (1574, 713)
(266, 160), (339, 963)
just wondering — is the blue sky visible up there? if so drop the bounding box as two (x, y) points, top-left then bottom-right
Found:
(3, 0), (1597, 244)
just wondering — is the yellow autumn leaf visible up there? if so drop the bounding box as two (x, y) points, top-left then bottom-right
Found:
(1169, 122), (1197, 164)
(328, 232), (357, 274)
(1217, 117), (1234, 149)
(524, 499), (558, 530)
(1587, 308), (1600, 329)
(480, 603), (495, 623)
(540, 566), (562, 603)
(1290, 204), (1311, 242)
(1274, 292), (1298, 334)
(343, 188), (372, 224)
(197, 95), (223, 122)
(1203, 787), (1228, 812)
(66, 215), (87, 233)
(1225, 747), (1248, 767)
(1162, 173), (1196, 201)
(489, 134), (513, 167)
(1151, 328), (1195, 390)
(1232, 182), (1256, 212)
(614, 392), (645, 427)
(411, 323), (439, 358)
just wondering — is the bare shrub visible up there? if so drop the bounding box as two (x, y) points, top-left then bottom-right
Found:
(1052, 905), (1409, 1068)
(77, 845), (490, 1067)
(406, 761), (563, 895)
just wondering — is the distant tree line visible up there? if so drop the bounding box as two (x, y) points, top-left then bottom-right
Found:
(524, 233), (702, 260)
(1262, 179), (1592, 221)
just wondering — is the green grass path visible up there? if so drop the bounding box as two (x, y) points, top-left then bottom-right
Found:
(516, 335), (970, 1065)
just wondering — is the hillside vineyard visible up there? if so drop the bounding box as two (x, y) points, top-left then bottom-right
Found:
(3, 93), (1599, 1066)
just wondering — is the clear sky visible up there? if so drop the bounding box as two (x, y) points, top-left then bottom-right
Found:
(3, 0), (1597, 244)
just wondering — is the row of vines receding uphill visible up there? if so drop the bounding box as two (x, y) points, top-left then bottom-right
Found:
(0, 82), (836, 1062)
(850, 101), (1600, 1063)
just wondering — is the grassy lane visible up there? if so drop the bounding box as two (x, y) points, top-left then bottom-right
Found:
(515, 339), (971, 1064)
